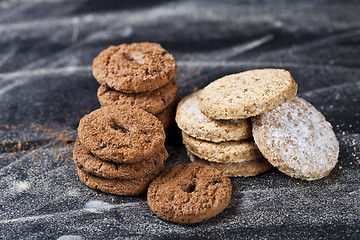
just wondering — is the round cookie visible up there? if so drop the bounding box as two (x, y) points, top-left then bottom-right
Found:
(77, 105), (165, 164)
(187, 150), (272, 177)
(252, 96), (339, 181)
(182, 132), (262, 164)
(199, 69), (298, 119)
(76, 167), (155, 195)
(155, 95), (179, 130)
(176, 90), (252, 142)
(73, 138), (167, 180)
(147, 163), (232, 224)
(97, 80), (178, 115)
(93, 42), (177, 93)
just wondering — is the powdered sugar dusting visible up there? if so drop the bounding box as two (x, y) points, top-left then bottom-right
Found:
(252, 96), (339, 180)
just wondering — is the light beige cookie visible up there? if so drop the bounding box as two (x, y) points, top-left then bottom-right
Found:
(97, 80), (178, 115)
(182, 132), (262, 163)
(187, 150), (272, 177)
(252, 96), (339, 181)
(199, 69), (298, 119)
(176, 90), (251, 142)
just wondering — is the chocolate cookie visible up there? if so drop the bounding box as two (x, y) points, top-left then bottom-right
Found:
(73, 138), (167, 180)
(93, 42), (177, 93)
(77, 105), (165, 163)
(97, 80), (178, 115)
(155, 95), (179, 130)
(77, 167), (155, 195)
(252, 96), (339, 180)
(147, 163), (232, 224)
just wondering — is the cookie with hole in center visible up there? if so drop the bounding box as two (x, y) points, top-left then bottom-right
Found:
(93, 42), (177, 93)
(182, 132), (262, 164)
(77, 105), (165, 164)
(73, 138), (167, 180)
(199, 69), (298, 119)
(252, 96), (339, 180)
(97, 79), (178, 115)
(176, 90), (251, 142)
(147, 163), (232, 224)
(187, 150), (272, 177)
(76, 167), (156, 196)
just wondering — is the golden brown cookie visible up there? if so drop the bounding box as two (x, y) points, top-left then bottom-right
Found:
(176, 90), (252, 142)
(76, 167), (155, 195)
(182, 132), (262, 164)
(97, 80), (178, 115)
(77, 105), (165, 164)
(187, 150), (272, 177)
(147, 163), (232, 224)
(93, 42), (177, 93)
(252, 96), (339, 180)
(199, 69), (298, 119)
(73, 138), (167, 180)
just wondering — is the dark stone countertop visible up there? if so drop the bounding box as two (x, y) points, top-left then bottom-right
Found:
(0, 0), (359, 239)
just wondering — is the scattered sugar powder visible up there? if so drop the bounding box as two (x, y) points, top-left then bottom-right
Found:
(252, 96), (339, 180)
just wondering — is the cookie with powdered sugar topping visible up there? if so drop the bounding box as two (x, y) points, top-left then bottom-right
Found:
(252, 96), (339, 181)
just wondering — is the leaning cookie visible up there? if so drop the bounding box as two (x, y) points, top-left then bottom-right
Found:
(93, 42), (177, 93)
(147, 163), (232, 224)
(176, 90), (252, 142)
(73, 138), (167, 180)
(77, 167), (156, 195)
(97, 80), (178, 115)
(182, 132), (262, 164)
(199, 69), (297, 119)
(187, 150), (272, 177)
(252, 96), (339, 181)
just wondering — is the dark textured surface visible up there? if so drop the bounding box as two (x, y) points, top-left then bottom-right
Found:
(0, 0), (359, 239)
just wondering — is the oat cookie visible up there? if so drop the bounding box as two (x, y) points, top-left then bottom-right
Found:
(97, 80), (178, 115)
(199, 69), (298, 119)
(77, 167), (155, 195)
(77, 105), (165, 164)
(176, 90), (251, 142)
(73, 138), (167, 180)
(187, 150), (272, 177)
(182, 132), (262, 164)
(93, 42), (177, 93)
(252, 96), (339, 180)
(147, 163), (232, 224)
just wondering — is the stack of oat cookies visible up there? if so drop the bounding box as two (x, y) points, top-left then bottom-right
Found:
(177, 68), (339, 180)
(93, 42), (178, 131)
(74, 104), (168, 195)
(176, 90), (273, 177)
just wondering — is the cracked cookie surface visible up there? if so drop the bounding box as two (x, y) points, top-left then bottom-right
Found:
(93, 42), (177, 93)
(77, 105), (165, 164)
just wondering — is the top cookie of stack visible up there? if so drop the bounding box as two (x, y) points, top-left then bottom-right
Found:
(93, 42), (178, 130)
(195, 68), (339, 181)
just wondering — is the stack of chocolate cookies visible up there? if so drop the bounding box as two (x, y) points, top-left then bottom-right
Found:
(93, 42), (178, 131)
(74, 104), (168, 195)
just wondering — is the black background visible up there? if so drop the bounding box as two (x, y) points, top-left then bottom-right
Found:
(0, 0), (359, 239)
